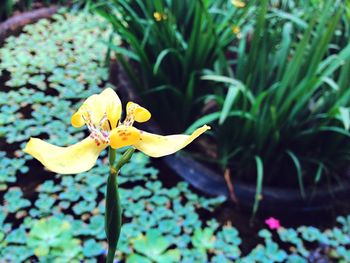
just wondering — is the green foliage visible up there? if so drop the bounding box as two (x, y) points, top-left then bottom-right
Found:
(89, 0), (350, 212)
(1, 12), (114, 94)
(92, 0), (251, 132)
(0, 152), (28, 191)
(27, 217), (83, 261)
(128, 229), (181, 263)
(83, 239), (104, 257)
(240, 215), (350, 262)
(214, 226), (241, 259)
(191, 0), (350, 195)
(0, 11), (114, 191)
(192, 227), (215, 250)
(0, 11), (231, 259)
(4, 187), (31, 213)
(1, 8), (350, 263)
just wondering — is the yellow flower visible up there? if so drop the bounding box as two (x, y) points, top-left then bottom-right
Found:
(24, 88), (210, 174)
(231, 0), (246, 8)
(153, 12), (167, 21)
(231, 25), (241, 34)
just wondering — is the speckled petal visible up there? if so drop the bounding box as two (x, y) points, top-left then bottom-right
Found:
(109, 125), (141, 149)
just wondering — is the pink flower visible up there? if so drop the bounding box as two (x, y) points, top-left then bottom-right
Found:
(265, 217), (281, 230)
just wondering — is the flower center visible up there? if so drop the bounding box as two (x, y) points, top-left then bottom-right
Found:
(83, 111), (111, 147)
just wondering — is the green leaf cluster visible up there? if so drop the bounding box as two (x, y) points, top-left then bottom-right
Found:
(27, 217), (83, 262)
(190, 0), (350, 200)
(92, 0), (251, 132)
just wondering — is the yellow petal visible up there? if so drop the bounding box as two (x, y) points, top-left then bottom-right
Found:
(231, 0), (245, 8)
(109, 125), (141, 149)
(126, 102), (151, 123)
(23, 137), (107, 174)
(82, 94), (106, 125)
(71, 88), (122, 128)
(71, 111), (85, 128)
(134, 125), (210, 157)
(153, 12), (162, 21)
(100, 88), (122, 129)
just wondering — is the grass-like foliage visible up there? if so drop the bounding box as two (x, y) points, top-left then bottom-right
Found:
(92, 0), (350, 202)
(190, 0), (350, 195)
(92, 0), (252, 132)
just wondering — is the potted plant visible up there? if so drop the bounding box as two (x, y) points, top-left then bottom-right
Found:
(182, 0), (350, 214)
(94, 0), (350, 214)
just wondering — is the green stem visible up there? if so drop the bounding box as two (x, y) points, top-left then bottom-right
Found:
(108, 147), (116, 166)
(105, 168), (121, 263)
(105, 147), (135, 263)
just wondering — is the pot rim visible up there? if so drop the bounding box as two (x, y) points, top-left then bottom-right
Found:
(163, 154), (350, 212)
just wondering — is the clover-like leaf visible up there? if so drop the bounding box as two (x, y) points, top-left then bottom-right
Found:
(6, 228), (27, 244)
(83, 239), (104, 257)
(192, 227), (215, 250)
(27, 217), (82, 260)
(133, 229), (179, 262)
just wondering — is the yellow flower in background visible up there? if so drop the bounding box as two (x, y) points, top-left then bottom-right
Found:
(231, 0), (246, 8)
(153, 11), (167, 21)
(24, 88), (210, 174)
(232, 25), (241, 35)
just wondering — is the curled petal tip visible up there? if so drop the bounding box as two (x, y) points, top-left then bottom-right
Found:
(126, 101), (151, 123)
(23, 137), (33, 153)
(71, 112), (85, 128)
(135, 107), (151, 123)
(134, 125), (210, 158)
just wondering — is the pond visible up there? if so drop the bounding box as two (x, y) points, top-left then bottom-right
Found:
(1, 8), (350, 263)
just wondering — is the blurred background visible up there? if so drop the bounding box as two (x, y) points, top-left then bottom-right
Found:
(1, 0), (350, 262)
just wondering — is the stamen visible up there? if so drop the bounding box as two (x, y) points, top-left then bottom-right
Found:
(82, 111), (112, 146)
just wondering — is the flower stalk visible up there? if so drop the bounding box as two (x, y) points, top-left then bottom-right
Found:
(105, 147), (135, 263)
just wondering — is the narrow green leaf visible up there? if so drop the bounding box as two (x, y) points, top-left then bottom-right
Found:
(201, 74), (255, 103)
(321, 76), (339, 91)
(338, 107), (350, 131)
(153, 49), (181, 75)
(314, 163), (324, 184)
(105, 42), (140, 62)
(252, 156), (264, 219)
(220, 86), (239, 124)
(299, 126), (350, 137)
(185, 110), (254, 133)
(270, 8), (308, 29)
(286, 150), (305, 198)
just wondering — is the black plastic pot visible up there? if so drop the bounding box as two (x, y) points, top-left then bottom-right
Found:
(163, 154), (350, 214)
